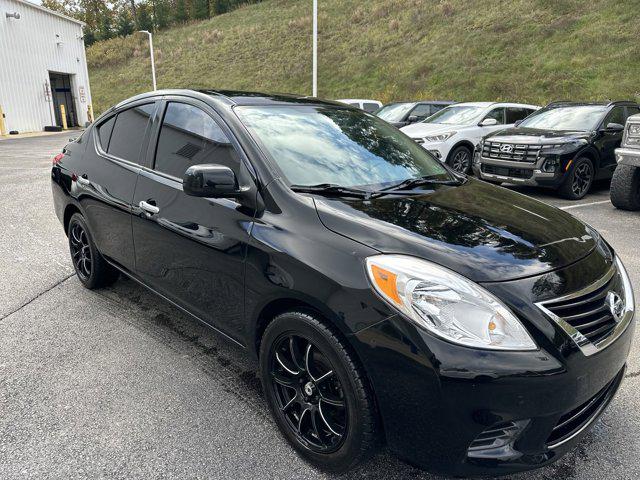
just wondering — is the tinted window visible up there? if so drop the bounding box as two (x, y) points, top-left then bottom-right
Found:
(363, 103), (380, 113)
(506, 107), (533, 124)
(485, 108), (505, 124)
(603, 106), (625, 127)
(97, 115), (115, 150)
(236, 105), (450, 188)
(154, 102), (238, 179)
(411, 104), (432, 120)
(108, 103), (155, 163)
(626, 106), (640, 120)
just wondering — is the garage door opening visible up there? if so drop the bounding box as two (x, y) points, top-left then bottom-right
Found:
(49, 72), (78, 128)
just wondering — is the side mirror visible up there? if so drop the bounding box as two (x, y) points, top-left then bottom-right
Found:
(407, 115), (419, 123)
(605, 122), (624, 133)
(183, 164), (239, 198)
(479, 118), (499, 127)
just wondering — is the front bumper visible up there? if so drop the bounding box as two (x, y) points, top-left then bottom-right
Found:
(616, 147), (640, 167)
(473, 152), (569, 187)
(414, 139), (450, 162)
(352, 251), (634, 476)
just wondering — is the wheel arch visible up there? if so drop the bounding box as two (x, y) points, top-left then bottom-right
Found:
(63, 203), (82, 235)
(575, 146), (600, 169)
(446, 140), (475, 162)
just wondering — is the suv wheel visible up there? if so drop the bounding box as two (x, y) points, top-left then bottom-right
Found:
(611, 164), (640, 210)
(559, 157), (594, 200)
(447, 146), (472, 174)
(259, 311), (378, 472)
(68, 213), (119, 289)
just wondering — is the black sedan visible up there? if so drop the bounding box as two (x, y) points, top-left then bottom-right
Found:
(51, 90), (635, 476)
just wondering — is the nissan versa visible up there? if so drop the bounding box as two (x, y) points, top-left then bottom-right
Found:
(51, 90), (635, 476)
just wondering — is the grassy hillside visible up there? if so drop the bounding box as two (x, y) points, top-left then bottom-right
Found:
(87, 0), (640, 115)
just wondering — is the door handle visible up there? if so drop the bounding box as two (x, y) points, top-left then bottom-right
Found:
(139, 200), (160, 215)
(76, 174), (90, 186)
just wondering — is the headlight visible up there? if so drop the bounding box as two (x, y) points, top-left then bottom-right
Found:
(539, 141), (585, 154)
(366, 255), (537, 351)
(624, 123), (640, 147)
(423, 131), (457, 143)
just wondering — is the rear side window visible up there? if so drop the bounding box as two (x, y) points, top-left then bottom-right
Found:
(362, 103), (380, 113)
(107, 103), (156, 163)
(154, 102), (239, 179)
(625, 106), (640, 121)
(97, 115), (115, 150)
(506, 107), (533, 124)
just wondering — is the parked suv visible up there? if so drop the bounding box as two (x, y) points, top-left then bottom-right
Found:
(611, 113), (640, 210)
(52, 90), (634, 477)
(402, 102), (539, 173)
(336, 99), (382, 112)
(375, 100), (455, 127)
(474, 101), (640, 199)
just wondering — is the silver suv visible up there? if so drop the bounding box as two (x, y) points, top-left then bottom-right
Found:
(611, 113), (640, 210)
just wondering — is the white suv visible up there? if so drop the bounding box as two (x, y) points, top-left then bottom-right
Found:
(401, 102), (540, 173)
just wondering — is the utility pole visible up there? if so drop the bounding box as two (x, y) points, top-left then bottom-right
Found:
(138, 30), (157, 90)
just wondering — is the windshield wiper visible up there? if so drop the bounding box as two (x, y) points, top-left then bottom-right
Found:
(377, 174), (465, 193)
(290, 183), (373, 199)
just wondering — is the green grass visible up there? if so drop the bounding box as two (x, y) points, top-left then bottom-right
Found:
(87, 0), (640, 115)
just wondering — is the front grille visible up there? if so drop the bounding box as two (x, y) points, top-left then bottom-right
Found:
(546, 369), (623, 448)
(542, 274), (617, 345)
(482, 141), (541, 162)
(481, 164), (533, 179)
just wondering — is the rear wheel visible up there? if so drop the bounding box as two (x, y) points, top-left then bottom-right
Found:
(68, 213), (119, 289)
(610, 164), (640, 210)
(558, 157), (594, 200)
(259, 311), (378, 473)
(447, 146), (472, 174)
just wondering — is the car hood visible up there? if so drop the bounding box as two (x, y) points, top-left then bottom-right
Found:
(314, 179), (597, 282)
(401, 122), (471, 137)
(484, 127), (592, 144)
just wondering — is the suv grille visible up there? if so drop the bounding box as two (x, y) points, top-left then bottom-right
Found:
(546, 368), (623, 448)
(541, 273), (618, 345)
(482, 141), (541, 162)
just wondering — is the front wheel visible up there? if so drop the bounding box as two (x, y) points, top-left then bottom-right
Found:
(558, 157), (594, 200)
(610, 164), (640, 210)
(447, 146), (472, 174)
(259, 311), (379, 473)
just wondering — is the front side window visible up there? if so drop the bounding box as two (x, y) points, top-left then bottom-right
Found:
(154, 102), (239, 179)
(423, 105), (485, 125)
(107, 103), (156, 163)
(410, 104), (432, 120)
(375, 102), (415, 122)
(236, 105), (450, 189)
(603, 106), (625, 127)
(484, 108), (505, 124)
(362, 103), (380, 113)
(506, 107), (533, 124)
(519, 105), (608, 131)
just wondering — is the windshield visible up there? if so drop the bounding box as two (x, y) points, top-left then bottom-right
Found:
(375, 102), (415, 122)
(236, 105), (450, 189)
(423, 105), (485, 125)
(519, 105), (607, 131)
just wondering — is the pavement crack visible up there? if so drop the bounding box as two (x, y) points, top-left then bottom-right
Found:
(0, 273), (74, 322)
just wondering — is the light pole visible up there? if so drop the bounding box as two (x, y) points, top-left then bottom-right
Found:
(312, 0), (317, 97)
(138, 30), (157, 91)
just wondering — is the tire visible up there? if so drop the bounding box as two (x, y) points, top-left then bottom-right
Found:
(446, 145), (472, 174)
(558, 157), (594, 200)
(610, 164), (640, 210)
(67, 213), (119, 289)
(259, 311), (379, 473)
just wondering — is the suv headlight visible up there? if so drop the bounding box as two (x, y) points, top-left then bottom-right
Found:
(366, 255), (537, 351)
(423, 131), (457, 143)
(624, 123), (640, 147)
(539, 141), (585, 154)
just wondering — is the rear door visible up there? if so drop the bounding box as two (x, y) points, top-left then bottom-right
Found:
(76, 100), (157, 271)
(131, 97), (255, 342)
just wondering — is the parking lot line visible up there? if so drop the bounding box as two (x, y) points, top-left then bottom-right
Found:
(559, 200), (612, 210)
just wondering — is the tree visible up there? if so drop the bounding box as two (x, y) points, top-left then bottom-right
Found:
(136, 2), (154, 31)
(154, 0), (171, 30)
(192, 0), (209, 20)
(174, 0), (189, 23)
(96, 9), (114, 40)
(116, 7), (134, 36)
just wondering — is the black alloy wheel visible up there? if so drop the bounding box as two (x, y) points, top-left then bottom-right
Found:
(448, 146), (472, 174)
(269, 333), (347, 453)
(559, 157), (594, 200)
(259, 311), (378, 472)
(67, 213), (119, 289)
(69, 221), (92, 280)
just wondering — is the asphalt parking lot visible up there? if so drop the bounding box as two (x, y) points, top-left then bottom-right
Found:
(1, 132), (639, 479)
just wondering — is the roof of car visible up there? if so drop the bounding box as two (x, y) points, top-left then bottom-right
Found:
(451, 101), (540, 109)
(336, 99), (382, 104)
(383, 100), (455, 106)
(545, 100), (638, 108)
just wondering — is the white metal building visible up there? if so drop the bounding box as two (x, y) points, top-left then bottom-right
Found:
(0, 0), (92, 134)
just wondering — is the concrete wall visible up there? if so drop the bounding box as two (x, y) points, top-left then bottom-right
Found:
(0, 0), (92, 133)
